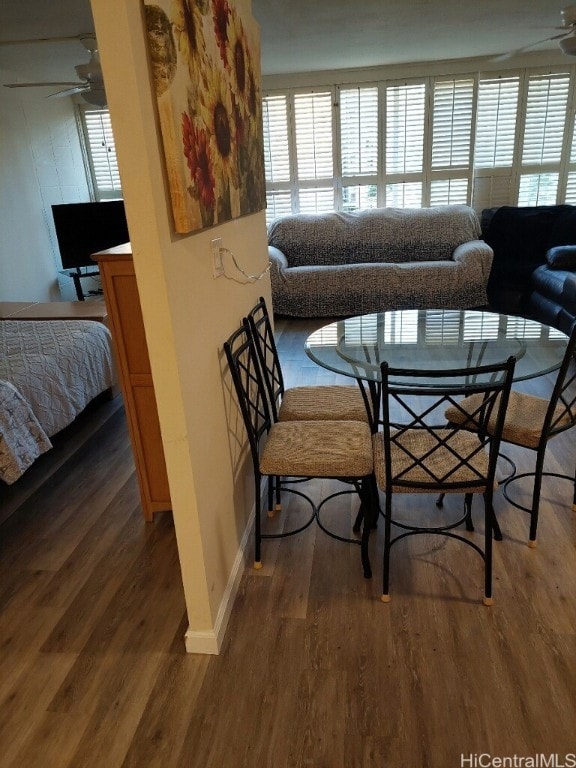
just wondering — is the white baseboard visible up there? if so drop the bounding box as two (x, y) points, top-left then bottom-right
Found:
(183, 505), (254, 655)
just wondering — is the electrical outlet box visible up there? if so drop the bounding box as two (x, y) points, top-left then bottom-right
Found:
(211, 237), (224, 278)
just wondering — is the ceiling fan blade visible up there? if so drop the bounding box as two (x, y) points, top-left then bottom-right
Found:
(4, 81), (85, 88)
(494, 30), (572, 61)
(50, 85), (89, 98)
(0, 34), (92, 46)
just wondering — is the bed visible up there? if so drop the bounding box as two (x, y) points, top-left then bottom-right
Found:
(0, 319), (116, 484)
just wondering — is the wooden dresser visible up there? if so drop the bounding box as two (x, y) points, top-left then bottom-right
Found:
(93, 244), (171, 520)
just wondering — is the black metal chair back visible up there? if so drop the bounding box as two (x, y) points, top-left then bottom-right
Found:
(541, 321), (576, 443)
(247, 296), (285, 421)
(224, 322), (272, 471)
(501, 321), (576, 543)
(376, 356), (516, 604)
(224, 319), (376, 575)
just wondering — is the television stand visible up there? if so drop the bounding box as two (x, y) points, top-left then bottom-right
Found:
(59, 267), (101, 301)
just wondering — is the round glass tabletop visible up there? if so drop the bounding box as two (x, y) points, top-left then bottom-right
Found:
(305, 309), (569, 387)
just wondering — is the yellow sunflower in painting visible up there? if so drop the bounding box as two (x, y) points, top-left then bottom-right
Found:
(171, 0), (206, 71)
(211, 0), (231, 68)
(226, 7), (249, 100)
(197, 61), (239, 196)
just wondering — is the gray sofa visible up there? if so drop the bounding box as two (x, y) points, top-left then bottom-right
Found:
(267, 205), (493, 317)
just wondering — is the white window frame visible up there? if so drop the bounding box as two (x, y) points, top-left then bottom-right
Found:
(262, 63), (576, 223)
(76, 104), (123, 201)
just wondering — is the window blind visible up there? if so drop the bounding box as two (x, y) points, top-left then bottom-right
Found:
(385, 83), (425, 175)
(474, 76), (520, 168)
(340, 86), (378, 176)
(293, 91), (334, 180)
(80, 108), (122, 199)
(518, 73), (570, 204)
(522, 73), (570, 165)
(432, 78), (474, 169)
(262, 95), (290, 183)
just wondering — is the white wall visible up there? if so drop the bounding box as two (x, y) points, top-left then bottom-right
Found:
(91, 0), (270, 653)
(0, 88), (93, 301)
(260, 49), (567, 91)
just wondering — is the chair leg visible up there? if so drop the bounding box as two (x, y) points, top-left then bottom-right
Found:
(464, 493), (474, 531)
(353, 486), (379, 533)
(268, 476), (281, 518)
(254, 474), (263, 569)
(356, 478), (373, 579)
(528, 452), (546, 548)
(352, 499), (364, 533)
(489, 503), (503, 541)
(267, 476), (274, 519)
(464, 493), (502, 540)
(381, 493), (392, 603)
(482, 492), (494, 606)
(360, 477), (375, 579)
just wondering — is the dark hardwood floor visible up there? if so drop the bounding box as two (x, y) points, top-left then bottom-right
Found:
(0, 317), (575, 767)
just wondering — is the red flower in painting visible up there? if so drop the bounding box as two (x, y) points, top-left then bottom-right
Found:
(212, 0), (230, 66)
(182, 112), (216, 210)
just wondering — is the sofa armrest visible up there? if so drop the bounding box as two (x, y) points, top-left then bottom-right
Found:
(268, 245), (288, 270)
(452, 240), (494, 279)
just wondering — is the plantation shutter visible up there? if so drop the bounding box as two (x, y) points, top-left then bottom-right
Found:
(385, 82), (425, 206)
(81, 108), (122, 200)
(340, 85), (379, 210)
(518, 72), (570, 205)
(430, 78), (473, 206)
(262, 94), (292, 223)
(432, 78), (473, 169)
(565, 111), (576, 204)
(293, 90), (335, 212)
(340, 86), (378, 176)
(472, 75), (520, 210)
(293, 91), (333, 179)
(262, 95), (290, 183)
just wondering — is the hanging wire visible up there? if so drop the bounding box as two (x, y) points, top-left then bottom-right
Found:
(220, 247), (272, 283)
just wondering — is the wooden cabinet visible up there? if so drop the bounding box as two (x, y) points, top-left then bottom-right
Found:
(93, 244), (171, 520)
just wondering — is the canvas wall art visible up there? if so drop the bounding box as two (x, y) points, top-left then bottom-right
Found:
(144, 0), (266, 233)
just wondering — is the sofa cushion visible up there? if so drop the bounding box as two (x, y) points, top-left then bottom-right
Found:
(268, 206), (481, 268)
(484, 206), (566, 272)
(531, 264), (576, 306)
(546, 245), (576, 270)
(547, 205), (576, 247)
(483, 205), (571, 311)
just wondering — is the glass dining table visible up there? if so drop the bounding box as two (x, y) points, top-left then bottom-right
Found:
(305, 308), (569, 427)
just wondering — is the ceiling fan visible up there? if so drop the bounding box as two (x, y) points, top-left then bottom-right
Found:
(496, 4), (576, 60)
(3, 34), (107, 107)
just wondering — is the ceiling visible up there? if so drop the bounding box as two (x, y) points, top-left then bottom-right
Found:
(251, 0), (570, 75)
(0, 0), (571, 90)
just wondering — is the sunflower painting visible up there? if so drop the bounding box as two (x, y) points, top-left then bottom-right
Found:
(144, 0), (266, 233)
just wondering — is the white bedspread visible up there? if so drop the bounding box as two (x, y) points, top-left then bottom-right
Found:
(0, 380), (52, 484)
(0, 319), (116, 484)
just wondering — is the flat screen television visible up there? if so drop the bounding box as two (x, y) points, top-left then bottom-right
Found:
(51, 200), (130, 271)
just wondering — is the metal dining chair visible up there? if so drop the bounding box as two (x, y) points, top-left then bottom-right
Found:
(444, 321), (576, 547)
(369, 357), (516, 605)
(247, 296), (372, 525)
(247, 297), (369, 425)
(224, 320), (376, 575)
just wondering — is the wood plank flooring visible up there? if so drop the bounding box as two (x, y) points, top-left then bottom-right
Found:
(0, 316), (575, 767)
